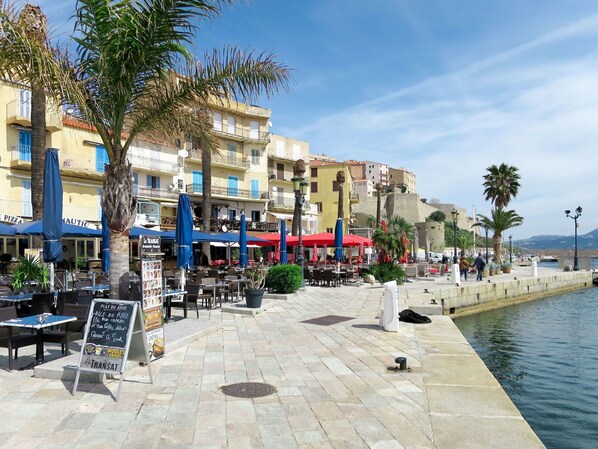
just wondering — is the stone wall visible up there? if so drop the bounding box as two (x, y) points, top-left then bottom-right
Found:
(433, 271), (592, 316)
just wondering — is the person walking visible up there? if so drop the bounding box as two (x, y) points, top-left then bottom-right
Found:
(459, 255), (470, 280)
(473, 252), (486, 281)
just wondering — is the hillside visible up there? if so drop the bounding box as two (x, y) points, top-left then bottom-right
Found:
(514, 228), (598, 250)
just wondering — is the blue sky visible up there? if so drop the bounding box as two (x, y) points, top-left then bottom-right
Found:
(34, 0), (598, 238)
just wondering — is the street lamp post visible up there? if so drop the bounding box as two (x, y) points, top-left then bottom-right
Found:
(293, 175), (309, 287)
(451, 209), (459, 264)
(375, 183), (382, 228)
(509, 235), (513, 264)
(565, 206), (582, 271)
(484, 224), (489, 264)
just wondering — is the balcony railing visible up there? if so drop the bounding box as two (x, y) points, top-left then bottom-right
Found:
(268, 197), (295, 210)
(135, 185), (180, 200)
(187, 149), (251, 170)
(186, 183), (265, 200)
(213, 126), (270, 143)
(129, 153), (179, 174)
(191, 217), (278, 232)
(6, 99), (62, 131)
(10, 148), (105, 179)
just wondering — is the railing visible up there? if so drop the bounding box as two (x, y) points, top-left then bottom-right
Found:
(191, 218), (278, 232)
(129, 153), (179, 174)
(135, 185), (180, 200)
(11, 145), (31, 162)
(6, 99), (62, 130)
(186, 183), (265, 200)
(269, 198), (295, 209)
(213, 126), (270, 142)
(161, 215), (177, 229)
(187, 149), (251, 169)
(268, 171), (293, 182)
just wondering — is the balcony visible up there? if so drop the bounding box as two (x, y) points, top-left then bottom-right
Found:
(161, 215), (177, 230)
(185, 184), (266, 201)
(129, 152), (179, 174)
(350, 192), (359, 203)
(187, 149), (251, 170)
(190, 217), (278, 233)
(135, 185), (180, 201)
(268, 197), (295, 211)
(268, 172), (293, 183)
(6, 99), (62, 131)
(9, 147), (104, 180)
(212, 124), (270, 144)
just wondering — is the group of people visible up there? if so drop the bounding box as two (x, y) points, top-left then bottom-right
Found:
(459, 253), (487, 281)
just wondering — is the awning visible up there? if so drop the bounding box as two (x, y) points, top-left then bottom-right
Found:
(159, 203), (179, 208)
(267, 212), (293, 220)
(211, 242), (260, 248)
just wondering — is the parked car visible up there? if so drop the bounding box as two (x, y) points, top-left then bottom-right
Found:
(428, 252), (443, 263)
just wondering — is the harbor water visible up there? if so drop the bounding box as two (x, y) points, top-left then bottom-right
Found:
(454, 286), (598, 449)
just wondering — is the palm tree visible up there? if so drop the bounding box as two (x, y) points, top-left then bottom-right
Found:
(0, 4), (49, 248)
(483, 163), (521, 209)
(475, 209), (523, 264)
(372, 215), (414, 261)
(1, 0), (290, 297)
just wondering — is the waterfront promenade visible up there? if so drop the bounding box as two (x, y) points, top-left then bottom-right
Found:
(0, 267), (563, 448)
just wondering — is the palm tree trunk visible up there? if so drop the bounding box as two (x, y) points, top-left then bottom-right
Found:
(291, 202), (299, 236)
(30, 84), (45, 249)
(493, 233), (502, 264)
(102, 158), (136, 298)
(337, 184), (344, 219)
(201, 146), (212, 264)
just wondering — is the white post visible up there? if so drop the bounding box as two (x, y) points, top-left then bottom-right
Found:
(49, 263), (55, 291)
(381, 280), (399, 332)
(531, 259), (538, 277)
(179, 267), (186, 290)
(451, 263), (460, 285)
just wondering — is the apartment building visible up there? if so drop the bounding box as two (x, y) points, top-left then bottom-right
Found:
(389, 167), (417, 193)
(266, 134), (317, 234)
(364, 160), (389, 186)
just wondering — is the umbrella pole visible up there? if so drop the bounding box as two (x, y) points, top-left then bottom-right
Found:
(180, 267), (186, 290)
(49, 263), (55, 291)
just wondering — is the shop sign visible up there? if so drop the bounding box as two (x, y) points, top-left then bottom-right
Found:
(0, 213), (23, 224)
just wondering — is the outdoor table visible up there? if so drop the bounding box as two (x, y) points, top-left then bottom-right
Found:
(228, 278), (249, 303)
(0, 314), (77, 366)
(0, 293), (34, 304)
(162, 289), (186, 320)
(201, 282), (227, 309)
(80, 284), (109, 295)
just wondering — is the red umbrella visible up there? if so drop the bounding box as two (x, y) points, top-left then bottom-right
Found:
(311, 244), (318, 263)
(343, 234), (373, 247)
(287, 232), (334, 246)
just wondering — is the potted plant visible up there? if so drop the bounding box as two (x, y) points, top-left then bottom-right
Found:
(244, 265), (268, 308)
(501, 262), (511, 274)
(11, 255), (50, 293)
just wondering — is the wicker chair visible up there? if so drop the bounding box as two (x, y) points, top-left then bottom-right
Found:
(42, 303), (90, 355)
(0, 306), (37, 371)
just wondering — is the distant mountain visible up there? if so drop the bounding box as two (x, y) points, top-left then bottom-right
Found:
(514, 228), (598, 250)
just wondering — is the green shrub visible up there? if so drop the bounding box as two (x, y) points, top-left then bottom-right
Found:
(369, 262), (405, 284)
(266, 264), (302, 293)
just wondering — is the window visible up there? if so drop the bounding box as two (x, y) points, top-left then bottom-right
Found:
(293, 144), (301, 160)
(227, 142), (237, 164)
(229, 209), (236, 220)
(96, 145), (109, 173)
(213, 112), (222, 131)
(332, 180), (340, 192)
(311, 167), (318, 178)
(18, 89), (31, 118)
(147, 175), (160, 189)
(315, 202), (323, 212)
(250, 179), (260, 199)
(276, 140), (285, 157)
(326, 227), (332, 233)
(22, 180), (32, 217)
(193, 171), (203, 193)
(251, 210), (261, 222)
(311, 182), (318, 193)
(227, 176), (238, 196)
(18, 130), (31, 162)
(251, 149), (260, 165)
(227, 115), (236, 134)
(249, 121), (259, 139)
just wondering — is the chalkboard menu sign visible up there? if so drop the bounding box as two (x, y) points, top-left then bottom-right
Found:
(72, 299), (153, 401)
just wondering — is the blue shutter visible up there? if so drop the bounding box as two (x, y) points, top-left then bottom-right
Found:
(228, 176), (238, 196)
(193, 171), (203, 193)
(19, 131), (31, 162)
(132, 173), (138, 195)
(146, 175), (152, 187)
(156, 177), (160, 189)
(250, 179), (259, 199)
(22, 180), (32, 216)
(96, 145), (107, 172)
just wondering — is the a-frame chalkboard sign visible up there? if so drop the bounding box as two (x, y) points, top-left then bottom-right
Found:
(72, 299), (153, 401)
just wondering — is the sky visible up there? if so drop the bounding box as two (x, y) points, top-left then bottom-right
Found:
(31, 0), (598, 239)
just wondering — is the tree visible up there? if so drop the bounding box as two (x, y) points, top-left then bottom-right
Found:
(483, 163), (521, 209)
(372, 215), (414, 261)
(475, 209), (523, 264)
(1, 0), (290, 297)
(427, 210), (446, 223)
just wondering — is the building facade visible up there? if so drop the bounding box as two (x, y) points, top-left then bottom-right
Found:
(389, 167), (416, 193)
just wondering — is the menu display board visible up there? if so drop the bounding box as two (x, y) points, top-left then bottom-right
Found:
(140, 248), (165, 361)
(80, 301), (134, 373)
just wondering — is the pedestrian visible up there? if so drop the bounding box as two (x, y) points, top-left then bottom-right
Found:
(459, 255), (470, 280)
(473, 252), (485, 281)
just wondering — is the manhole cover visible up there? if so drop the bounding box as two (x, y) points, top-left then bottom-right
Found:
(301, 315), (354, 326)
(221, 382), (277, 398)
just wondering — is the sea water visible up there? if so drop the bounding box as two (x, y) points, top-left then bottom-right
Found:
(454, 288), (598, 449)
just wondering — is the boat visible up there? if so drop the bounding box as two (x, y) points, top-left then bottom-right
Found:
(539, 256), (558, 263)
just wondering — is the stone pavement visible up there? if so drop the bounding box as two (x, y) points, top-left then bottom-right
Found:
(0, 280), (546, 449)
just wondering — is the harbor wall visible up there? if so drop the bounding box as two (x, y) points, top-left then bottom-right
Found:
(432, 271), (593, 317)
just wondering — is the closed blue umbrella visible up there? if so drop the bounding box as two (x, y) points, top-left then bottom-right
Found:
(334, 218), (343, 263)
(239, 213), (248, 267)
(175, 194), (193, 270)
(42, 148), (63, 291)
(101, 210), (109, 273)
(279, 220), (287, 264)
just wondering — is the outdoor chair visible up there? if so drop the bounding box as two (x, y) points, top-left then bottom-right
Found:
(303, 268), (312, 285)
(170, 284), (197, 318)
(31, 292), (55, 315)
(0, 306), (37, 371)
(195, 271), (207, 283)
(312, 269), (323, 286)
(323, 270), (337, 287)
(55, 290), (79, 314)
(76, 290), (94, 306)
(42, 303), (90, 356)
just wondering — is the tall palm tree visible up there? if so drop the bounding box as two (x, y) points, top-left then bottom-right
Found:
(483, 163), (521, 209)
(475, 209), (523, 264)
(336, 171), (345, 220)
(372, 215), (413, 261)
(1, 0), (290, 297)
(0, 3), (49, 249)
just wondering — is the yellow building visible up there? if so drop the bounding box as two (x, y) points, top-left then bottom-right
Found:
(309, 160), (356, 234)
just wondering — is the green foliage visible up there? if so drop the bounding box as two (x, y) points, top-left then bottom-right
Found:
(246, 265), (268, 290)
(266, 264), (302, 293)
(427, 211), (446, 223)
(372, 215), (413, 260)
(483, 163), (521, 209)
(11, 255), (49, 292)
(368, 262), (405, 284)
(475, 208), (523, 263)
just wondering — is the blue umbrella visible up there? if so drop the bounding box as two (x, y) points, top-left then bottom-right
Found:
(14, 220), (101, 237)
(334, 218), (343, 263)
(279, 220), (287, 264)
(0, 223), (16, 236)
(239, 213), (248, 267)
(101, 211), (110, 273)
(129, 226), (164, 238)
(42, 148), (63, 264)
(175, 194), (193, 270)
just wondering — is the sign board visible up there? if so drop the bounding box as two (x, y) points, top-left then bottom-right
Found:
(140, 235), (161, 256)
(63, 217), (94, 229)
(72, 299), (152, 401)
(0, 213), (23, 224)
(141, 258), (165, 361)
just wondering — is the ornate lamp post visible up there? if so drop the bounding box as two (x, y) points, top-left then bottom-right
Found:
(483, 224), (489, 264)
(509, 235), (513, 264)
(292, 174), (309, 287)
(565, 206), (582, 271)
(451, 209), (459, 264)
(375, 182), (383, 228)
